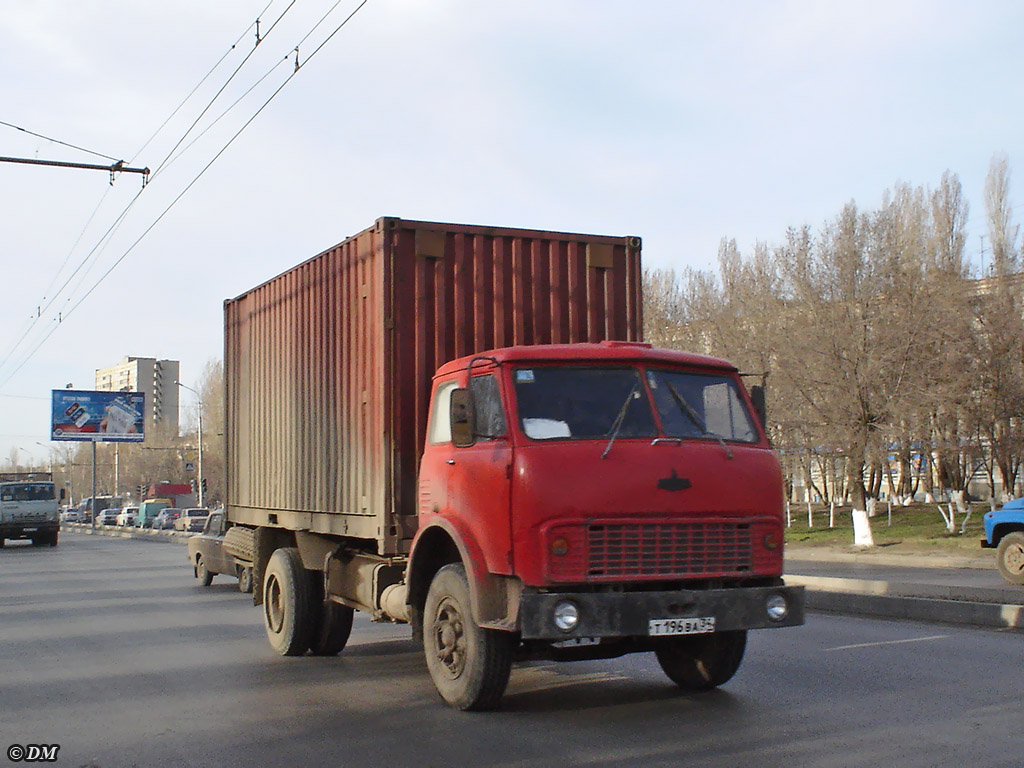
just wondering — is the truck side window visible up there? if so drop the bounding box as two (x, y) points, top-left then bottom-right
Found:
(469, 374), (506, 439)
(428, 381), (459, 444)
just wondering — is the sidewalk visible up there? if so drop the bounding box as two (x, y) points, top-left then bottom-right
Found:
(785, 543), (1024, 631)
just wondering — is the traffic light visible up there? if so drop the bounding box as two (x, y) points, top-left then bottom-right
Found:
(201, 478), (207, 493)
(190, 479), (197, 493)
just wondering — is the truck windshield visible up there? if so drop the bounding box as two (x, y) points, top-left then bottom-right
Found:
(646, 369), (758, 443)
(0, 483), (55, 502)
(513, 366), (656, 440)
(511, 364), (759, 444)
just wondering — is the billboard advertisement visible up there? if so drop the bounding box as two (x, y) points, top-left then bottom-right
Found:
(51, 390), (146, 442)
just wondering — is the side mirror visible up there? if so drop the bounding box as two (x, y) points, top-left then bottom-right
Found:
(450, 388), (476, 448)
(750, 385), (767, 431)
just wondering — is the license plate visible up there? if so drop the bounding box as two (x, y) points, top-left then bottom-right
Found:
(23, 527), (38, 533)
(551, 636), (600, 648)
(649, 617), (716, 636)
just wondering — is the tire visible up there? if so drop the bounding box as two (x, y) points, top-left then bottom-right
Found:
(423, 564), (514, 711)
(49, 531), (59, 547)
(263, 547), (314, 656)
(996, 531), (1024, 585)
(196, 554), (214, 586)
(237, 565), (254, 594)
(309, 600), (355, 656)
(655, 630), (747, 691)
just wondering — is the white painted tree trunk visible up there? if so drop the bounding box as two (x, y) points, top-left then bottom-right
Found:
(852, 509), (874, 547)
(937, 502), (955, 533)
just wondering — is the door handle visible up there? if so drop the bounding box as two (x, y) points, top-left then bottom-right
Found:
(446, 459), (456, 465)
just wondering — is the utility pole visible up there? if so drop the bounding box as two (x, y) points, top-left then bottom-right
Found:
(0, 156), (149, 186)
(176, 381), (204, 507)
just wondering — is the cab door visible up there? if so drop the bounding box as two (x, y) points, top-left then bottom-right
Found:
(417, 379), (458, 524)
(446, 373), (514, 576)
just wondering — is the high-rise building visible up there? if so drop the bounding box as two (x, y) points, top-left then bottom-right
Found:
(95, 357), (180, 434)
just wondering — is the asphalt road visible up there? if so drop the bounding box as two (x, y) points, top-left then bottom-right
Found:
(2, 533), (1021, 768)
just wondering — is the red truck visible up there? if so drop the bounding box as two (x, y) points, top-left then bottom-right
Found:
(223, 217), (803, 710)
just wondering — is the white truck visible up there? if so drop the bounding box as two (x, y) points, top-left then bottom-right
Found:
(0, 472), (63, 547)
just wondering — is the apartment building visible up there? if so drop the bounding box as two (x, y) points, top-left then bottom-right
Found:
(95, 357), (180, 434)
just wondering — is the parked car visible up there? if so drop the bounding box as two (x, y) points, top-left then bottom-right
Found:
(186, 510), (253, 591)
(136, 498), (173, 528)
(151, 508), (181, 530)
(174, 507), (210, 533)
(61, 507), (81, 523)
(97, 508), (120, 526)
(116, 507), (139, 527)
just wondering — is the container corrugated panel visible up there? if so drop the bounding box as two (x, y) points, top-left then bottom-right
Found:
(226, 217), (642, 555)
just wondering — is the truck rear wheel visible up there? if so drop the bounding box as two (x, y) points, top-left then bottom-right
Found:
(309, 600), (355, 656)
(996, 532), (1024, 585)
(654, 630), (747, 691)
(263, 547), (314, 656)
(423, 564), (514, 711)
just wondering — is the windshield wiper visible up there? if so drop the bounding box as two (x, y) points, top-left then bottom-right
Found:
(601, 384), (640, 459)
(666, 382), (733, 460)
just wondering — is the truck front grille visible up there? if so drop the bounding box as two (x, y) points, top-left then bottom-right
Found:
(589, 521), (752, 578)
(544, 517), (780, 583)
(12, 511), (47, 523)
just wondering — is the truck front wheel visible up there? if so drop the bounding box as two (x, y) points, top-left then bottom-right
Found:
(996, 532), (1024, 585)
(423, 564), (514, 711)
(263, 547), (314, 656)
(654, 630), (747, 691)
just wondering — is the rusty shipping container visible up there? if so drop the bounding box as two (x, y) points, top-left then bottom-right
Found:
(225, 216), (642, 556)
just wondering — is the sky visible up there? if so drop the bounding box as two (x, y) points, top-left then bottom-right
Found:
(1, 0), (1023, 466)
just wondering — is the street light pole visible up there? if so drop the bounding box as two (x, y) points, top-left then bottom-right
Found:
(34, 442), (53, 474)
(175, 381), (204, 507)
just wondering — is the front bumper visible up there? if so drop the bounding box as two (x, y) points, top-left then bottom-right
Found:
(1, 522), (60, 539)
(519, 583), (804, 640)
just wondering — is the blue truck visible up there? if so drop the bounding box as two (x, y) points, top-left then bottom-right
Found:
(982, 499), (1024, 584)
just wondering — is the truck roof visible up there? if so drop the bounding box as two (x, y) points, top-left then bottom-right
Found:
(434, 342), (737, 378)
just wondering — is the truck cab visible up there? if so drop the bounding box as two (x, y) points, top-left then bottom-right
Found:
(982, 499), (1024, 584)
(405, 342), (801, 708)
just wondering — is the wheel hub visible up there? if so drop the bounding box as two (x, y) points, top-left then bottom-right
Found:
(432, 597), (467, 678)
(1006, 543), (1024, 573)
(265, 574), (284, 633)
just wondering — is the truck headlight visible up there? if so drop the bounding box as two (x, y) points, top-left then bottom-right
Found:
(553, 600), (580, 632)
(766, 594), (788, 622)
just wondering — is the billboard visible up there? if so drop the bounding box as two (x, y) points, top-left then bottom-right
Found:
(51, 390), (145, 442)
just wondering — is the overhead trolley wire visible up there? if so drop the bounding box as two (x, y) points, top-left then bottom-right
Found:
(0, 0), (291, 381)
(0, 119), (121, 163)
(128, 0), (276, 166)
(0, 0), (373, 388)
(147, 0), (298, 183)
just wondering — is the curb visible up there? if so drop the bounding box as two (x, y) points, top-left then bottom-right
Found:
(789, 575), (1024, 631)
(785, 546), (994, 571)
(62, 523), (189, 545)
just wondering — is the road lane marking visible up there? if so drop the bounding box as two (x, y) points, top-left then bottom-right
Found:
(824, 634), (949, 652)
